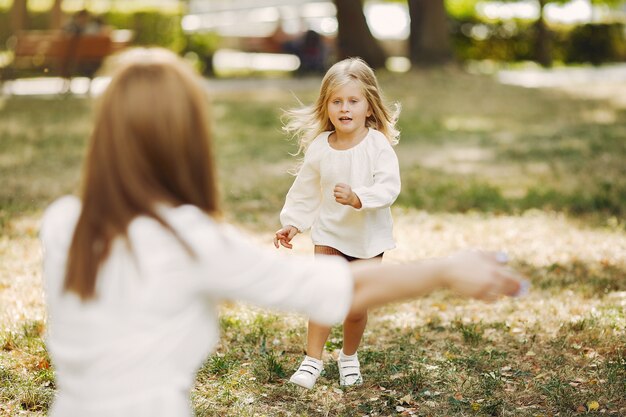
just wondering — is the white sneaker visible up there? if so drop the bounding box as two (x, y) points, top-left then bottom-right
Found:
(289, 356), (324, 389)
(338, 350), (362, 386)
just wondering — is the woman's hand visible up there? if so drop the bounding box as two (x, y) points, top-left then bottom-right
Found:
(273, 225), (299, 249)
(442, 251), (525, 301)
(334, 183), (362, 208)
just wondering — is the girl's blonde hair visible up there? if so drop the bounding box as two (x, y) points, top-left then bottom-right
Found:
(65, 48), (219, 299)
(283, 57), (400, 155)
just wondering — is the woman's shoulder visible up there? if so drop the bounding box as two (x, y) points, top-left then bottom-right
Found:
(156, 204), (225, 241)
(40, 195), (81, 244)
(45, 194), (81, 213)
(161, 204), (215, 229)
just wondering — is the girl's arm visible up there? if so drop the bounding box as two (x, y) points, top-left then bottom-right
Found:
(351, 144), (400, 210)
(348, 251), (523, 314)
(279, 148), (322, 236)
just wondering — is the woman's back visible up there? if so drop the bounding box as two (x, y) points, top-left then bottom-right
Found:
(43, 196), (220, 416)
(42, 195), (353, 416)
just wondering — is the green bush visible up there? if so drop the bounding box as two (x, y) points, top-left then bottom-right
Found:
(565, 23), (626, 65)
(451, 18), (625, 65)
(450, 18), (537, 62)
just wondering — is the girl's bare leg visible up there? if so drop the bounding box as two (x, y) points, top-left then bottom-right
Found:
(308, 246), (376, 358)
(341, 310), (368, 355)
(305, 320), (332, 360)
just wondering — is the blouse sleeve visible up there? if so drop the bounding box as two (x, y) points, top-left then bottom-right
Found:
(279, 144), (322, 232)
(176, 208), (353, 326)
(352, 142), (401, 210)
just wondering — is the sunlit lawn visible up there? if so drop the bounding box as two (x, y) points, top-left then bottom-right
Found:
(0, 68), (624, 416)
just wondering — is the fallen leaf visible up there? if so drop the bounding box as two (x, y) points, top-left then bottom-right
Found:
(36, 358), (50, 370)
(587, 401), (600, 411)
(431, 302), (447, 311)
(399, 394), (415, 405)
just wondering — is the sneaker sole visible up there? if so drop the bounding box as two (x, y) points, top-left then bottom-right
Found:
(289, 375), (316, 389)
(339, 377), (363, 387)
(289, 376), (317, 389)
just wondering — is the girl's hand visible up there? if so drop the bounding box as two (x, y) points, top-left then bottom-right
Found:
(442, 251), (526, 301)
(273, 225), (299, 249)
(334, 183), (362, 208)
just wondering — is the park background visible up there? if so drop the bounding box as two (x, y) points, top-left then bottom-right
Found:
(0, 0), (625, 416)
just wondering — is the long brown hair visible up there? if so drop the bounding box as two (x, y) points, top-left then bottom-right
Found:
(65, 48), (220, 299)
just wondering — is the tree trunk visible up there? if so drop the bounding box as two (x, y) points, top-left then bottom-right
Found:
(10, 0), (29, 35)
(334, 0), (387, 69)
(50, 0), (64, 30)
(407, 0), (453, 67)
(534, 0), (552, 67)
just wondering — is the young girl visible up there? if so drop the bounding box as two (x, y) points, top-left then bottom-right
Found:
(40, 48), (523, 417)
(273, 58), (401, 389)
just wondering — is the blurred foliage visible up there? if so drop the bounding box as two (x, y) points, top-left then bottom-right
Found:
(565, 23), (626, 64)
(0, 7), (220, 68)
(103, 10), (186, 52)
(0, 5), (624, 66)
(451, 17), (626, 65)
(182, 32), (222, 75)
(446, 0), (482, 19)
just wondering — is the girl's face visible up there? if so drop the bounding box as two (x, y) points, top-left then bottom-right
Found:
(327, 80), (371, 138)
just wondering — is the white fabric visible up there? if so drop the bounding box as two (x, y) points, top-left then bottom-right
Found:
(40, 195), (353, 417)
(280, 128), (401, 259)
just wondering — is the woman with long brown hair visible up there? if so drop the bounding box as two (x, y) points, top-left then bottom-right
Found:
(40, 48), (524, 417)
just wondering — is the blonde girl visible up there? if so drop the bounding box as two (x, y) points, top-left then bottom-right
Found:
(274, 58), (401, 389)
(40, 48), (523, 417)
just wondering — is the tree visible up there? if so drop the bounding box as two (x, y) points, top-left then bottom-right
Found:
(50, 0), (64, 30)
(10, 0), (29, 35)
(533, 0), (552, 67)
(334, 0), (387, 69)
(407, 0), (454, 67)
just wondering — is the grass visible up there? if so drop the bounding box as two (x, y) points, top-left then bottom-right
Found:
(1, 67), (625, 416)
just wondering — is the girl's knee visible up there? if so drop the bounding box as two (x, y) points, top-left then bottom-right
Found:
(345, 310), (368, 322)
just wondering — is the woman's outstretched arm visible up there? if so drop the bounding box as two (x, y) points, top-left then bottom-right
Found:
(348, 251), (523, 315)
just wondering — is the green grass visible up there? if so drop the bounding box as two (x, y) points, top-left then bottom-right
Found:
(1, 68), (625, 416)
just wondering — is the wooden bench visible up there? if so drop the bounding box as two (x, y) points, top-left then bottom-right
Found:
(1, 30), (128, 83)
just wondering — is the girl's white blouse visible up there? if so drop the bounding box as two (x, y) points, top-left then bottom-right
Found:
(41, 196), (353, 417)
(280, 128), (401, 259)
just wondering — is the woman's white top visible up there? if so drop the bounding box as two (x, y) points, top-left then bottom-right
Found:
(40, 196), (353, 417)
(280, 128), (401, 259)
